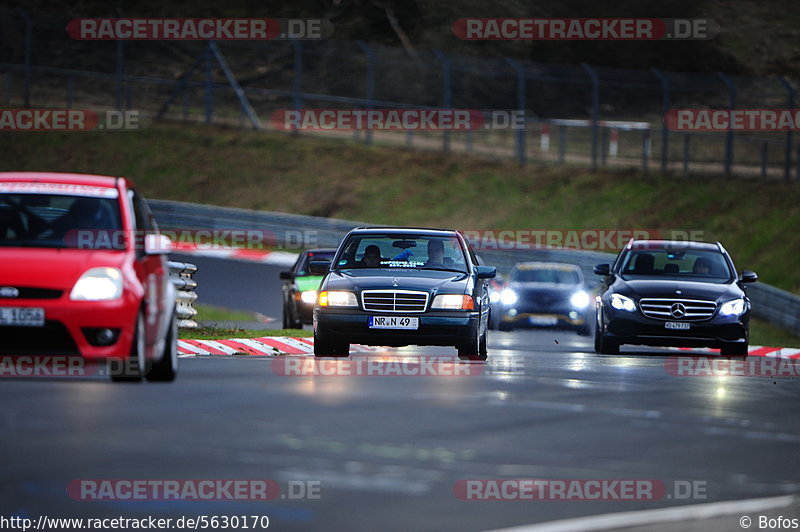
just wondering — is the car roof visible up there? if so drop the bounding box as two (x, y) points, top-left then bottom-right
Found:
(349, 227), (458, 236)
(302, 248), (337, 255)
(0, 172), (128, 188)
(513, 261), (581, 271)
(626, 239), (721, 251)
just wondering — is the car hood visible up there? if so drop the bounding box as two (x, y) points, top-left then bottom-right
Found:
(323, 269), (470, 294)
(0, 248), (125, 290)
(617, 278), (741, 301)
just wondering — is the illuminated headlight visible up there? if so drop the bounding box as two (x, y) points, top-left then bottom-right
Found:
(432, 294), (475, 310)
(489, 291), (500, 303)
(570, 290), (590, 309)
(317, 291), (357, 307)
(719, 298), (745, 316)
(500, 289), (518, 305)
(70, 267), (123, 301)
(300, 290), (318, 304)
(610, 293), (636, 312)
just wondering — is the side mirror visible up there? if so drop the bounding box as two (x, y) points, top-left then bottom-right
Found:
(144, 234), (172, 255)
(308, 260), (331, 275)
(279, 271), (294, 280)
(475, 266), (496, 279)
(740, 270), (758, 283)
(593, 264), (611, 276)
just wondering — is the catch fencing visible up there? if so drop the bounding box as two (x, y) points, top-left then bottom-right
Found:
(3, 8), (800, 179)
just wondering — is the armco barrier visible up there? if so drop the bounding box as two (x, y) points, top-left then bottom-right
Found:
(168, 261), (198, 329)
(150, 199), (800, 337)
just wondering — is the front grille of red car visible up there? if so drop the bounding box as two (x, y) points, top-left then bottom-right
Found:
(0, 287), (63, 299)
(0, 321), (80, 355)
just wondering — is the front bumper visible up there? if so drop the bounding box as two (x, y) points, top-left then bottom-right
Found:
(0, 296), (138, 358)
(314, 308), (480, 347)
(601, 306), (749, 348)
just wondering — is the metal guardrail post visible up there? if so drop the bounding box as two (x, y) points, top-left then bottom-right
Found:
(558, 125), (566, 164)
(506, 58), (527, 167)
(291, 39), (303, 135)
(208, 41), (263, 130)
(778, 77), (796, 181)
(434, 50), (452, 154)
(356, 41), (375, 145)
(168, 261), (199, 329)
(115, 40), (124, 111)
(717, 72), (736, 177)
(205, 42), (214, 124)
(581, 63), (600, 171)
(651, 68), (671, 174)
(683, 134), (690, 174)
(17, 8), (32, 108)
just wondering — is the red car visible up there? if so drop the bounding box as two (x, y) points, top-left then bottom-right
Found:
(0, 172), (178, 381)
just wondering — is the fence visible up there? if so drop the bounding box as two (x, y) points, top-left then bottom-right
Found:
(2, 8), (800, 179)
(149, 199), (800, 336)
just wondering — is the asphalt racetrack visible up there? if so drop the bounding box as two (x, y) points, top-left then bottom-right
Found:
(1, 255), (798, 531)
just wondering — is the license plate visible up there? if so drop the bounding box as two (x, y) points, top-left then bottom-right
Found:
(368, 316), (419, 330)
(665, 321), (690, 330)
(530, 316), (558, 326)
(0, 307), (45, 327)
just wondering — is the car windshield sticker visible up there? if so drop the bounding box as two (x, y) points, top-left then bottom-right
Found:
(0, 182), (119, 198)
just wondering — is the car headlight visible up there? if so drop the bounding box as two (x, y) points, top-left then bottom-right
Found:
(719, 298), (745, 316)
(317, 291), (357, 307)
(570, 290), (590, 309)
(70, 267), (123, 301)
(432, 294), (475, 310)
(610, 293), (636, 312)
(300, 290), (318, 304)
(500, 289), (518, 305)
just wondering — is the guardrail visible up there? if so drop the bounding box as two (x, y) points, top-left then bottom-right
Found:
(745, 282), (800, 337)
(151, 199), (800, 337)
(168, 261), (198, 329)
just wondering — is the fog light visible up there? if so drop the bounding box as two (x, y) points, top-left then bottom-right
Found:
(569, 311), (579, 320)
(83, 328), (121, 347)
(507, 308), (518, 317)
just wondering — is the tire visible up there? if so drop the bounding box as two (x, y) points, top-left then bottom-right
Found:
(576, 322), (592, 336)
(110, 311), (146, 382)
(458, 327), (488, 361)
(594, 320), (619, 355)
(146, 313), (178, 382)
(498, 321), (513, 332)
(721, 342), (748, 357)
(313, 332), (349, 357)
(282, 303), (291, 329)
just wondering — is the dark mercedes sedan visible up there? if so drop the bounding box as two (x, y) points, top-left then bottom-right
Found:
(594, 239), (757, 356)
(310, 227), (496, 359)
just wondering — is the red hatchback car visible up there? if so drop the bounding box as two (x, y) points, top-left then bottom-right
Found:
(0, 172), (178, 381)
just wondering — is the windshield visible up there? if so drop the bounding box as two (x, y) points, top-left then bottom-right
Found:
(334, 234), (468, 273)
(0, 193), (123, 250)
(511, 267), (581, 284)
(620, 249), (733, 282)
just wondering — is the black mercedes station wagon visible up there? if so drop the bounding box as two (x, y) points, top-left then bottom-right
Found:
(310, 228), (496, 360)
(593, 240), (758, 356)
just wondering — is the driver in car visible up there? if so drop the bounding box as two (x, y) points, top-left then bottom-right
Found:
(358, 244), (383, 267)
(424, 239), (451, 268)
